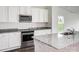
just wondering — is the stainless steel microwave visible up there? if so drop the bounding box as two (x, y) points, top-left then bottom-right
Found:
(19, 15), (32, 22)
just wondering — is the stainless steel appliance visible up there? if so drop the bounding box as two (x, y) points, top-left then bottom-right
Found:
(21, 30), (34, 48)
(19, 15), (32, 22)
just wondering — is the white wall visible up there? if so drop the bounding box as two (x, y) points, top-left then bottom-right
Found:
(64, 13), (79, 31)
(52, 6), (79, 33)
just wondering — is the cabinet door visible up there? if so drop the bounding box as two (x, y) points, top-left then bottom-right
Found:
(43, 9), (48, 22)
(0, 33), (8, 50)
(40, 9), (48, 22)
(34, 40), (57, 52)
(8, 32), (21, 48)
(9, 6), (19, 22)
(39, 9), (44, 22)
(34, 29), (51, 36)
(32, 8), (48, 22)
(0, 7), (8, 22)
(20, 6), (32, 15)
(32, 8), (40, 22)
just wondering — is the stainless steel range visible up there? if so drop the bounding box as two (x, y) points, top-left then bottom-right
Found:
(21, 30), (34, 48)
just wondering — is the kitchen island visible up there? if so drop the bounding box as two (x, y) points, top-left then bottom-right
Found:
(33, 33), (79, 52)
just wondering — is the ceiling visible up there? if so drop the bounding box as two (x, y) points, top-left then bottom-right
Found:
(32, 6), (79, 14)
(61, 6), (79, 14)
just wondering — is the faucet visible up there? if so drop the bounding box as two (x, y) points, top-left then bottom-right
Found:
(67, 27), (75, 33)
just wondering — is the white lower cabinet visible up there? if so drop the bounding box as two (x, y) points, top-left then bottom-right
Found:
(34, 40), (57, 52)
(0, 32), (21, 51)
(34, 29), (51, 36)
(8, 32), (21, 48)
(0, 33), (9, 50)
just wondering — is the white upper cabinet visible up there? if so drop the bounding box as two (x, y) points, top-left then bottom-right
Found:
(0, 6), (48, 22)
(32, 8), (48, 22)
(0, 6), (19, 22)
(32, 8), (40, 22)
(0, 7), (8, 22)
(39, 9), (44, 22)
(43, 9), (48, 22)
(20, 6), (32, 16)
(40, 9), (48, 22)
(8, 6), (19, 22)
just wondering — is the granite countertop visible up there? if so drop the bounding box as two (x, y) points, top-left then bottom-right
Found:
(0, 29), (19, 33)
(18, 27), (51, 31)
(33, 32), (79, 49)
(0, 27), (51, 33)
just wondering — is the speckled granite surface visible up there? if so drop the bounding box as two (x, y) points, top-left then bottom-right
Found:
(0, 29), (19, 33)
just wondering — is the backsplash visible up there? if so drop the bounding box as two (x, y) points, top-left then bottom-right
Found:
(0, 22), (18, 29)
(18, 22), (49, 29)
(0, 22), (49, 29)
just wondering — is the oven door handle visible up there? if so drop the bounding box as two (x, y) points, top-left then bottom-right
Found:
(22, 32), (34, 35)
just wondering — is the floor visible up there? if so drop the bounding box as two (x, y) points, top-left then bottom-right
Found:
(8, 46), (34, 52)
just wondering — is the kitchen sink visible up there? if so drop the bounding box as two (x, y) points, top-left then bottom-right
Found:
(61, 32), (74, 35)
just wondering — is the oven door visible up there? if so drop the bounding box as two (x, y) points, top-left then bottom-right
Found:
(22, 32), (33, 42)
(21, 32), (34, 48)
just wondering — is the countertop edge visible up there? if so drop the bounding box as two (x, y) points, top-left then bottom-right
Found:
(0, 27), (51, 33)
